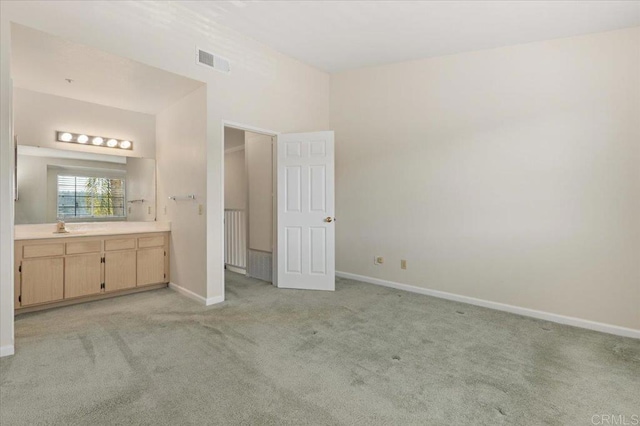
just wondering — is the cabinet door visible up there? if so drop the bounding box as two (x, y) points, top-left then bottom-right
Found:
(137, 247), (166, 286)
(105, 250), (137, 292)
(65, 254), (102, 299)
(21, 258), (64, 306)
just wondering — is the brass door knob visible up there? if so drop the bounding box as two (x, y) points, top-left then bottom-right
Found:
(324, 217), (334, 223)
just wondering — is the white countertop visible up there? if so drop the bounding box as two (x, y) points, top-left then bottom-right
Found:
(15, 221), (171, 240)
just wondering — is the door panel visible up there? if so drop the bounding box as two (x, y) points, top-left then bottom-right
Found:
(105, 250), (137, 292)
(309, 166), (326, 211)
(285, 167), (301, 212)
(285, 227), (302, 274)
(277, 131), (335, 291)
(21, 258), (64, 306)
(65, 254), (102, 299)
(310, 227), (326, 274)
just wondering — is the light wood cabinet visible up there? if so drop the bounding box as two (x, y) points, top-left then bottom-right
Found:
(23, 243), (64, 259)
(105, 250), (137, 292)
(66, 240), (102, 255)
(15, 231), (169, 312)
(138, 236), (164, 249)
(137, 247), (166, 286)
(105, 238), (135, 251)
(65, 254), (103, 299)
(21, 258), (64, 306)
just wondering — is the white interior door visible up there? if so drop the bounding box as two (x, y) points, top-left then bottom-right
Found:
(277, 131), (335, 291)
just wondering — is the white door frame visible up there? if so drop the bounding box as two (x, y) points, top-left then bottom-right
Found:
(221, 120), (279, 290)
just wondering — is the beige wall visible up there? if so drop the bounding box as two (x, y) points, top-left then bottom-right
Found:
(0, 14), (13, 354)
(156, 86), (207, 297)
(224, 127), (245, 151)
(1, 1), (330, 351)
(224, 126), (247, 211)
(14, 88), (156, 159)
(125, 158), (157, 222)
(224, 149), (247, 211)
(246, 132), (273, 253)
(331, 27), (640, 330)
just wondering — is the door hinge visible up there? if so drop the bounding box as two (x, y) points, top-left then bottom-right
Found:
(101, 283), (105, 290)
(164, 273), (166, 279)
(164, 251), (166, 256)
(18, 295), (21, 303)
(101, 256), (105, 263)
(18, 263), (22, 273)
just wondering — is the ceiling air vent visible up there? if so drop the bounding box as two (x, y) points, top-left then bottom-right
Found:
(196, 47), (230, 74)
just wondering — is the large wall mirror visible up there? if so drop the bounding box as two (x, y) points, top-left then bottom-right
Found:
(15, 145), (156, 224)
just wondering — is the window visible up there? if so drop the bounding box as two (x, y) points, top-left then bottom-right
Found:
(57, 175), (126, 219)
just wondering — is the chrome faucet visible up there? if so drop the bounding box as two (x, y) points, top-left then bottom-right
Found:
(56, 219), (67, 233)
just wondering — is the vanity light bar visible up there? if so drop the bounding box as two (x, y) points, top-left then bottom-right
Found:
(56, 131), (133, 151)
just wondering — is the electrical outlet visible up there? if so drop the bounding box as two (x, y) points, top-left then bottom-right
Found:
(374, 256), (384, 265)
(164, 206), (167, 215)
(401, 259), (407, 270)
(128, 206), (131, 214)
(147, 206), (151, 215)
(198, 204), (204, 215)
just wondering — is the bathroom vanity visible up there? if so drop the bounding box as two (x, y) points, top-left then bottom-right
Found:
(14, 222), (170, 313)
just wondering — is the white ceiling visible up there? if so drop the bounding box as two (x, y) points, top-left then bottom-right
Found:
(183, 0), (640, 72)
(11, 24), (204, 115)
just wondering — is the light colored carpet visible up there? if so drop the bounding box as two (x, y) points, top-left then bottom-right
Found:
(1, 272), (638, 425)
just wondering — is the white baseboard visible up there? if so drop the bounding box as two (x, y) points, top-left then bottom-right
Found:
(169, 282), (206, 304)
(0, 344), (15, 357)
(205, 295), (225, 306)
(226, 265), (246, 275)
(169, 282), (225, 306)
(336, 271), (640, 339)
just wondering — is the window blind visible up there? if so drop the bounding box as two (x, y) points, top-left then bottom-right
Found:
(57, 175), (126, 219)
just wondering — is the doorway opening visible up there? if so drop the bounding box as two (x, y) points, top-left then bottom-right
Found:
(223, 125), (336, 295)
(223, 124), (277, 286)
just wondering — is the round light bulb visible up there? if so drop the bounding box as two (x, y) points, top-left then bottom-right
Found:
(59, 132), (73, 142)
(77, 134), (89, 144)
(107, 139), (118, 147)
(120, 140), (131, 149)
(92, 137), (104, 145)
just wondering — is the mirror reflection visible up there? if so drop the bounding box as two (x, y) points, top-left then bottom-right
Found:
(15, 146), (156, 224)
